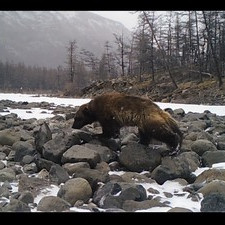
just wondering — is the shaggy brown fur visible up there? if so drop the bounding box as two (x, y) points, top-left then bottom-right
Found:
(72, 92), (183, 152)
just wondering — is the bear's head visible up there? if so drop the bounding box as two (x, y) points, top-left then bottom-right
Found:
(72, 103), (96, 129)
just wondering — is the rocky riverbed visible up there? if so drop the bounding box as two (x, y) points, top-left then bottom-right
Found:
(1, 99), (225, 212)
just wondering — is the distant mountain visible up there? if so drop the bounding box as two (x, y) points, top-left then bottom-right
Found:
(0, 11), (131, 68)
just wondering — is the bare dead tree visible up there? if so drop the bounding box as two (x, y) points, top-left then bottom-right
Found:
(98, 53), (108, 80)
(174, 12), (182, 66)
(145, 11), (156, 82)
(104, 41), (112, 76)
(135, 23), (148, 81)
(202, 11), (223, 87)
(66, 40), (77, 83)
(194, 11), (204, 83)
(114, 32), (127, 77)
(142, 11), (178, 89)
(57, 65), (63, 90)
(127, 36), (135, 77)
(79, 48), (99, 80)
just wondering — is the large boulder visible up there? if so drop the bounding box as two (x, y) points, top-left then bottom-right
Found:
(197, 180), (225, 197)
(12, 141), (36, 162)
(37, 196), (71, 212)
(0, 129), (21, 146)
(194, 169), (225, 184)
(0, 168), (16, 182)
(57, 178), (92, 206)
(119, 142), (161, 172)
(18, 174), (50, 198)
(72, 167), (109, 191)
(93, 182), (122, 207)
(201, 193), (225, 212)
(18, 191), (34, 205)
(61, 145), (101, 168)
(93, 181), (147, 209)
(34, 156), (56, 172)
(83, 143), (117, 163)
(151, 152), (200, 184)
(42, 132), (81, 164)
(201, 151), (225, 167)
(191, 139), (217, 156)
(2, 199), (30, 212)
(122, 199), (168, 212)
(167, 207), (192, 212)
(42, 133), (68, 164)
(62, 162), (90, 176)
(49, 164), (70, 185)
(34, 122), (52, 154)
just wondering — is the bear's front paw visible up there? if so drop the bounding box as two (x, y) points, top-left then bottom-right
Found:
(169, 147), (180, 156)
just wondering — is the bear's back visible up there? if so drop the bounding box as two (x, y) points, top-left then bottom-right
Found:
(89, 92), (162, 124)
(92, 92), (160, 112)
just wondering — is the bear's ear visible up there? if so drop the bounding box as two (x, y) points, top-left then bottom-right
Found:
(83, 106), (90, 116)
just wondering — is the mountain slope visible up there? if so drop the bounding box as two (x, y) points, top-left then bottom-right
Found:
(0, 11), (131, 68)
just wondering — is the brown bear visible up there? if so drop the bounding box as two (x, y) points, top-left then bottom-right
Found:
(72, 92), (183, 154)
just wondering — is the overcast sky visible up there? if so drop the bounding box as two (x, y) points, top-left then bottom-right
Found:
(90, 11), (139, 31)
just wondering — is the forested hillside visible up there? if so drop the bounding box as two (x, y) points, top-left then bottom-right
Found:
(1, 11), (225, 103)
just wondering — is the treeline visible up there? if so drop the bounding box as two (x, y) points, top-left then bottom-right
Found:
(1, 11), (225, 94)
(65, 10), (225, 93)
(134, 11), (225, 87)
(0, 61), (67, 92)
